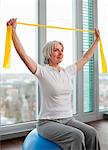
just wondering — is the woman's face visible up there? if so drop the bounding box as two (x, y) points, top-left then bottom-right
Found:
(49, 42), (64, 64)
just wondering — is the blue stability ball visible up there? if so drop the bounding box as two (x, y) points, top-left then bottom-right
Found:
(22, 129), (62, 150)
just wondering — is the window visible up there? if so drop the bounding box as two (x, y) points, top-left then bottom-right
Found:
(0, 0), (38, 126)
(73, 0), (101, 122)
(82, 0), (94, 113)
(98, 0), (108, 111)
(0, 0), (100, 133)
(46, 0), (77, 114)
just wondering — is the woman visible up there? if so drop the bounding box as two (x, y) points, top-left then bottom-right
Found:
(7, 18), (101, 150)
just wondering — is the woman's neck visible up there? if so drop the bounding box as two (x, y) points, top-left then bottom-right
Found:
(49, 62), (59, 68)
(48, 63), (62, 72)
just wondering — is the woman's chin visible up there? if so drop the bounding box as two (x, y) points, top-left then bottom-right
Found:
(58, 60), (63, 63)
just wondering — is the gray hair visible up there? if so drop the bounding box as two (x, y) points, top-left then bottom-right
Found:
(42, 40), (64, 64)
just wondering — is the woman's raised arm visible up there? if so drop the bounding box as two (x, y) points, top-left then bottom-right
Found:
(76, 29), (100, 73)
(7, 18), (37, 74)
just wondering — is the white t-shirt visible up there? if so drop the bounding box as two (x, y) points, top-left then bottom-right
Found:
(35, 64), (76, 119)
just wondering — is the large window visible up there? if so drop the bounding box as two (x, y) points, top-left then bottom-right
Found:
(98, 0), (108, 111)
(0, 0), (101, 132)
(46, 0), (99, 120)
(0, 0), (38, 126)
(70, 0), (101, 122)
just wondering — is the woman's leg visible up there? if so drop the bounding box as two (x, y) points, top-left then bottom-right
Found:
(37, 119), (86, 150)
(66, 118), (101, 150)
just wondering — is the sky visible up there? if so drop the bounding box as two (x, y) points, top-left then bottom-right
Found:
(0, 0), (37, 74)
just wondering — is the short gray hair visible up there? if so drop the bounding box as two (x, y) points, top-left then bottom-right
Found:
(42, 40), (64, 64)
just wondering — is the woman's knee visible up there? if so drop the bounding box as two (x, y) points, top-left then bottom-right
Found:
(87, 126), (99, 142)
(89, 126), (98, 137)
(71, 130), (85, 143)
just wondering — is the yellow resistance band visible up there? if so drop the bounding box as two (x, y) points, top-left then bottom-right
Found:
(3, 26), (12, 68)
(17, 22), (95, 33)
(3, 22), (107, 73)
(99, 38), (107, 73)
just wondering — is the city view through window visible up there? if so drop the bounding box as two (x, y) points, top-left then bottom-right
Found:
(0, 74), (36, 125)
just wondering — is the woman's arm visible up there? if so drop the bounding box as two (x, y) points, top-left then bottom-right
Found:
(76, 29), (100, 73)
(7, 18), (37, 74)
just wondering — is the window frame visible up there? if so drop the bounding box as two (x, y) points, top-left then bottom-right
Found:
(74, 0), (103, 122)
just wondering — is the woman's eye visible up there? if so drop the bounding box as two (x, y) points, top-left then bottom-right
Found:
(54, 49), (58, 52)
(53, 49), (63, 52)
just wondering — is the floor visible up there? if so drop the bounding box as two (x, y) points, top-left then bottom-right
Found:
(87, 120), (108, 150)
(1, 120), (108, 150)
(1, 137), (25, 150)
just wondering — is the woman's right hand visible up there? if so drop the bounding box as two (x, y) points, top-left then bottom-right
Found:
(7, 18), (17, 30)
(95, 29), (100, 41)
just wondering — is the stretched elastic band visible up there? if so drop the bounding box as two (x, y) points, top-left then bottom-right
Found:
(3, 22), (107, 73)
(17, 22), (95, 33)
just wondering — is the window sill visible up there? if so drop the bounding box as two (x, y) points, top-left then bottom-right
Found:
(1, 121), (37, 141)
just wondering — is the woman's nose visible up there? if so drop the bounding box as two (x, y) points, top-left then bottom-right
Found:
(58, 50), (63, 54)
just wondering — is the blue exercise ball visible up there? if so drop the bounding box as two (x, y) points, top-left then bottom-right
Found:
(22, 129), (62, 150)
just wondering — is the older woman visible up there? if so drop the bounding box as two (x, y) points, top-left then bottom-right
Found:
(7, 18), (101, 150)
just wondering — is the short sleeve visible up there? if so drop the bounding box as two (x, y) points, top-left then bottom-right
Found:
(35, 64), (44, 79)
(65, 63), (76, 79)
